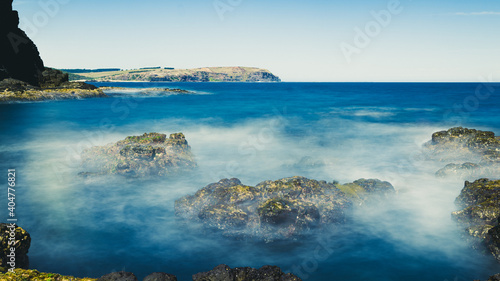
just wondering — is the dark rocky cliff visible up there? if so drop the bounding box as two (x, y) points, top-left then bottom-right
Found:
(0, 0), (45, 86)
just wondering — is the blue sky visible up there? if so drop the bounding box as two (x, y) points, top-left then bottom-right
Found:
(14, 0), (500, 82)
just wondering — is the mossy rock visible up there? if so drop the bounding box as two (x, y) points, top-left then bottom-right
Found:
(80, 132), (196, 178)
(176, 176), (393, 240)
(453, 179), (500, 263)
(0, 224), (31, 270)
(0, 269), (96, 280)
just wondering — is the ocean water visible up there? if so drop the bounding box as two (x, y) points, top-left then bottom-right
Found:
(1, 82), (500, 280)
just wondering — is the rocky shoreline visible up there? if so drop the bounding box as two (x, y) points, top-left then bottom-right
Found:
(0, 77), (106, 102)
(1, 265), (301, 281)
(0, 0), (106, 102)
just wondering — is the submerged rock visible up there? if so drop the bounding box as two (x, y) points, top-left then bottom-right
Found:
(452, 179), (500, 262)
(175, 176), (395, 241)
(0, 223), (31, 271)
(80, 132), (196, 178)
(424, 127), (500, 179)
(192, 264), (301, 281)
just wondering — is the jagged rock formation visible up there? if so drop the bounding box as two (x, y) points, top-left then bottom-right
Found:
(0, 1), (106, 102)
(452, 179), (500, 262)
(0, 224), (31, 271)
(192, 264), (301, 281)
(80, 133), (196, 178)
(175, 176), (395, 241)
(0, 0), (44, 86)
(424, 127), (500, 179)
(143, 272), (178, 281)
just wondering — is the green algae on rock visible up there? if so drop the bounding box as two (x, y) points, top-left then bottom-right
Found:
(175, 176), (395, 241)
(0, 224), (31, 272)
(452, 179), (500, 262)
(80, 132), (196, 178)
(0, 75), (107, 102)
(0, 269), (97, 281)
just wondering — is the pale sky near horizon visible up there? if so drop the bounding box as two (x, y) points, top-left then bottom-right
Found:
(13, 0), (500, 82)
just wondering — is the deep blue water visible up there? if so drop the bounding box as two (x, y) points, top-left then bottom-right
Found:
(1, 82), (500, 280)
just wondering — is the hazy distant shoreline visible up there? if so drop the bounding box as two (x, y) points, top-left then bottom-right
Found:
(63, 66), (282, 83)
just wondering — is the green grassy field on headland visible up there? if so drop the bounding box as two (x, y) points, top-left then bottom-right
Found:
(62, 66), (281, 82)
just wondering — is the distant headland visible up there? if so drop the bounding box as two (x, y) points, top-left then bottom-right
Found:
(62, 66), (282, 83)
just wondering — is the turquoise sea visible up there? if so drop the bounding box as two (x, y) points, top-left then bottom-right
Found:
(1, 82), (500, 280)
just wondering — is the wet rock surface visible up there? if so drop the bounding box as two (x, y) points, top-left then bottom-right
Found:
(192, 264), (301, 281)
(97, 271), (138, 281)
(424, 127), (500, 179)
(175, 176), (395, 241)
(452, 179), (500, 262)
(80, 132), (196, 178)
(143, 272), (178, 281)
(0, 223), (31, 271)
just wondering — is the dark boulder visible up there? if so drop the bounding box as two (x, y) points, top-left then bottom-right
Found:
(143, 272), (178, 281)
(452, 179), (500, 262)
(192, 264), (301, 281)
(98, 271), (138, 281)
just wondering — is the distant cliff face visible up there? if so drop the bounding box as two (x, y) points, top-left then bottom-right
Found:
(0, 0), (45, 86)
(67, 66), (282, 82)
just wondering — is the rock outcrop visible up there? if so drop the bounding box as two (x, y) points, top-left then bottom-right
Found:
(0, 269), (96, 280)
(424, 127), (500, 179)
(486, 274), (500, 281)
(175, 176), (395, 241)
(97, 271), (137, 281)
(1, 265), (298, 281)
(0, 223), (31, 271)
(143, 272), (178, 281)
(192, 264), (301, 281)
(0, 1), (106, 102)
(80, 132), (196, 178)
(452, 179), (500, 262)
(0, 0), (44, 86)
